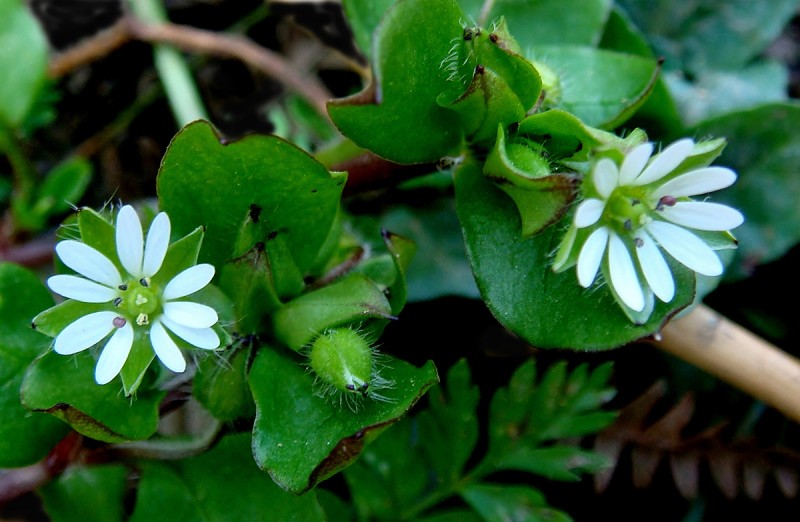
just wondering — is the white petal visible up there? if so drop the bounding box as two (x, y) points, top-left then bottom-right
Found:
(653, 167), (737, 198)
(608, 233), (645, 311)
(55, 241), (122, 287)
(592, 159), (619, 199)
(163, 301), (218, 328)
(162, 316), (220, 350)
(116, 205), (144, 277)
(141, 212), (171, 277)
(619, 142), (653, 185)
(633, 138), (694, 186)
(94, 322), (134, 385)
(574, 199), (605, 228)
(48, 275), (118, 303)
(162, 264), (215, 300)
(647, 220), (723, 276)
(660, 202), (745, 231)
(54, 311), (118, 355)
(149, 319), (187, 373)
(577, 227), (609, 288)
(635, 232), (674, 302)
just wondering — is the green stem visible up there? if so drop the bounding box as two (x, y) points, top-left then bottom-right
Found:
(127, 0), (209, 126)
(0, 126), (35, 204)
(400, 459), (496, 519)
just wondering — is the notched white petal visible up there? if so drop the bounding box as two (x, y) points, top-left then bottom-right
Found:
(634, 138), (694, 186)
(150, 320), (187, 373)
(608, 233), (645, 312)
(94, 322), (134, 385)
(55, 241), (122, 287)
(48, 275), (118, 303)
(619, 142), (653, 185)
(116, 205), (144, 277)
(162, 316), (220, 350)
(592, 159), (619, 199)
(647, 221), (723, 276)
(142, 212), (171, 277)
(635, 233), (674, 302)
(574, 199), (605, 228)
(163, 301), (218, 328)
(162, 264), (215, 300)
(577, 227), (609, 288)
(54, 311), (118, 355)
(660, 202), (744, 231)
(653, 167), (736, 199)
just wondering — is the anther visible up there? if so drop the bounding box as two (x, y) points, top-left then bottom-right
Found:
(113, 297), (122, 307)
(139, 277), (150, 287)
(113, 317), (127, 328)
(118, 284), (128, 291)
(624, 219), (633, 231)
(631, 199), (640, 206)
(656, 195), (677, 211)
(634, 237), (644, 248)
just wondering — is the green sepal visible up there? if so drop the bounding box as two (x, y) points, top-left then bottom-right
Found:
(149, 226), (204, 288)
(21, 350), (166, 443)
(249, 346), (439, 493)
(32, 300), (109, 338)
(483, 127), (577, 236)
(271, 273), (393, 351)
(77, 207), (120, 273)
(119, 333), (156, 397)
(382, 230), (415, 315)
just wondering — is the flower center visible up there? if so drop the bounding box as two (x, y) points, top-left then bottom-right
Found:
(117, 279), (160, 325)
(606, 188), (650, 232)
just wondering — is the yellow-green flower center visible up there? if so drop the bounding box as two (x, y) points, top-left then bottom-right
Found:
(118, 279), (161, 325)
(606, 187), (651, 233)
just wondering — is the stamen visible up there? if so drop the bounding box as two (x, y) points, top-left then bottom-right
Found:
(139, 277), (150, 287)
(136, 313), (150, 326)
(624, 219), (633, 231)
(113, 297), (122, 307)
(631, 199), (640, 206)
(113, 317), (127, 328)
(118, 284), (128, 291)
(656, 195), (677, 211)
(634, 237), (644, 248)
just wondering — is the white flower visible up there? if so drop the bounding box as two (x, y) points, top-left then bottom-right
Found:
(47, 205), (220, 385)
(557, 138), (744, 315)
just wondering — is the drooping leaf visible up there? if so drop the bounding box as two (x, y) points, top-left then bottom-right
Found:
(249, 346), (438, 493)
(39, 464), (129, 522)
(455, 159), (695, 349)
(341, 0), (396, 61)
(328, 0), (465, 163)
(0, 263), (69, 467)
(129, 433), (326, 522)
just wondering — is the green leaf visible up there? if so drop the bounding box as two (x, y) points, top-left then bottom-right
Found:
(157, 120), (346, 272)
(616, 0), (800, 74)
(0, 263), (69, 467)
(418, 360), (480, 484)
(461, 483), (572, 522)
(527, 46), (660, 129)
(690, 103), (800, 279)
(470, 0), (612, 48)
(21, 350), (166, 443)
(249, 346), (438, 493)
(39, 464), (128, 522)
(271, 273), (393, 351)
(344, 418), (430, 520)
(455, 159), (695, 349)
(30, 157), (93, 224)
(665, 61), (789, 126)
(129, 433), (326, 522)
(342, 0), (396, 61)
(328, 0), (465, 163)
(488, 361), (616, 457)
(493, 445), (611, 481)
(0, 0), (48, 128)
(381, 230), (415, 315)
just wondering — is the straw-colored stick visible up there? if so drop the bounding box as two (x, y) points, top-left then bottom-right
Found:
(654, 304), (800, 424)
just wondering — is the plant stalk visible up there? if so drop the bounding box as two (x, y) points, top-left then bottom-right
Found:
(653, 304), (800, 424)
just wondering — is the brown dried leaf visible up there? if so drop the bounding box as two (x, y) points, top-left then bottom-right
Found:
(670, 452), (700, 499)
(708, 450), (739, 499)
